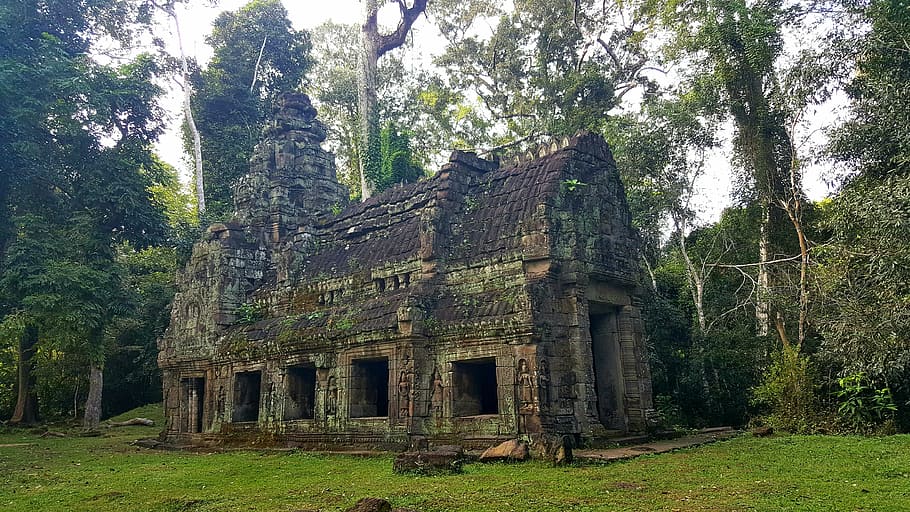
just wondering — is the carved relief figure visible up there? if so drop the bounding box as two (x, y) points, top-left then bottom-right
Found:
(398, 369), (411, 417)
(216, 385), (226, 422)
(325, 375), (338, 416)
(430, 367), (444, 416)
(407, 364), (417, 418)
(518, 358), (535, 413)
(538, 358), (551, 409)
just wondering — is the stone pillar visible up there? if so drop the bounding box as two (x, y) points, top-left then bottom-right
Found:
(617, 305), (655, 431)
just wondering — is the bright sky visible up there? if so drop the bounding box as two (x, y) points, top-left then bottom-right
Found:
(155, 0), (837, 226)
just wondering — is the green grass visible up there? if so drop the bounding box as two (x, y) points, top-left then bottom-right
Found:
(1, 404), (909, 511)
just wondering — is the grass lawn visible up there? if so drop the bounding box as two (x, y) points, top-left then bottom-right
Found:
(1, 405), (909, 511)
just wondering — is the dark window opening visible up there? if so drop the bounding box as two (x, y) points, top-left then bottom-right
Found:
(284, 366), (316, 420)
(232, 371), (261, 423)
(374, 279), (386, 293)
(350, 358), (389, 418)
(180, 377), (205, 433)
(453, 358), (499, 416)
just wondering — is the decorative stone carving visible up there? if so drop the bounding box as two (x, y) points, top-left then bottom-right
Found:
(517, 358), (535, 413)
(538, 358), (551, 410)
(326, 375), (338, 417)
(429, 367), (444, 417)
(158, 95), (655, 449)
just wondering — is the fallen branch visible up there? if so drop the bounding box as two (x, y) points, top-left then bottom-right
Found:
(106, 417), (155, 427)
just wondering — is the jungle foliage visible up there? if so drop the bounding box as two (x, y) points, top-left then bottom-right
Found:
(1, 0), (908, 434)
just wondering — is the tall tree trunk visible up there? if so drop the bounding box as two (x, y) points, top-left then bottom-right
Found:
(357, 0), (429, 201)
(789, 210), (809, 351)
(165, 3), (205, 216)
(677, 222), (707, 334)
(642, 256), (658, 292)
(756, 200), (772, 337)
(781, 158), (809, 351)
(10, 325), (39, 425)
(83, 364), (103, 430)
(359, 0), (381, 201)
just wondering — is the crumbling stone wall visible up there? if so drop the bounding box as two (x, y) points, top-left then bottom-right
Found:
(158, 93), (654, 448)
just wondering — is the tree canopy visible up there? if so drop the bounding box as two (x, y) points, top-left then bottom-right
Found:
(2, 0), (909, 435)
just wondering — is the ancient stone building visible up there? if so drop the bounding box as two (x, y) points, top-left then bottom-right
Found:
(158, 93), (654, 448)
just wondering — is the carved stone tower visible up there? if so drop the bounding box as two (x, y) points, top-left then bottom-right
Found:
(233, 93), (348, 246)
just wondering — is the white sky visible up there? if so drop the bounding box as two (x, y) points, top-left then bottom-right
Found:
(155, 0), (838, 226)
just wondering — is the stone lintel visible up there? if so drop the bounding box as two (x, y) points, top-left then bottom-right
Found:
(584, 281), (632, 307)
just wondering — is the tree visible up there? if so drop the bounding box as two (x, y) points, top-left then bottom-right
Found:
(604, 94), (718, 293)
(358, 0), (429, 200)
(432, 0), (659, 150)
(148, 0), (206, 217)
(644, 206), (770, 427)
(191, 0), (312, 220)
(816, 0), (910, 422)
(0, 1), (168, 428)
(311, 21), (471, 198)
(103, 243), (178, 417)
(664, 0), (795, 338)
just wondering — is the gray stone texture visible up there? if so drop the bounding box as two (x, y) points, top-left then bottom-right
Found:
(158, 92), (655, 450)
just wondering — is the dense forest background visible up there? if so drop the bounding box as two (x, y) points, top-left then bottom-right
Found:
(1, 0), (908, 434)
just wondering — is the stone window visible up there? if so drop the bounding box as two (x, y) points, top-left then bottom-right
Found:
(284, 366), (316, 420)
(232, 371), (261, 423)
(180, 377), (205, 433)
(452, 358), (499, 416)
(349, 358), (389, 418)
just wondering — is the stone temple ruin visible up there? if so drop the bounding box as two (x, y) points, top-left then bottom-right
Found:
(158, 93), (654, 449)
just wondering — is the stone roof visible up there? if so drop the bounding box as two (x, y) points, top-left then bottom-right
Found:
(299, 176), (436, 277)
(215, 131), (632, 353)
(293, 132), (617, 279)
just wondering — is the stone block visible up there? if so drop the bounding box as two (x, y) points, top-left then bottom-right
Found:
(345, 498), (391, 512)
(528, 433), (574, 465)
(479, 439), (529, 462)
(392, 450), (463, 475)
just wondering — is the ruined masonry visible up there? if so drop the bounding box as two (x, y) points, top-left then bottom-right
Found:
(158, 93), (655, 449)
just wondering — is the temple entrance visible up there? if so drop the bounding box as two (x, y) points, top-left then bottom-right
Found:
(350, 358), (389, 417)
(589, 303), (626, 430)
(180, 377), (205, 433)
(232, 371), (261, 422)
(284, 366), (316, 420)
(452, 358), (499, 416)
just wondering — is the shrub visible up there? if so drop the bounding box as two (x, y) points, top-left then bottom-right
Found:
(752, 345), (818, 432)
(835, 372), (897, 433)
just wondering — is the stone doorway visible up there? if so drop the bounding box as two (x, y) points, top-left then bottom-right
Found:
(284, 366), (316, 420)
(180, 377), (205, 433)
(350, 358), (389, 418)
(589, 303), (626, 430)
(232, 371), (261, 422)
(452, 358), (499, 416)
